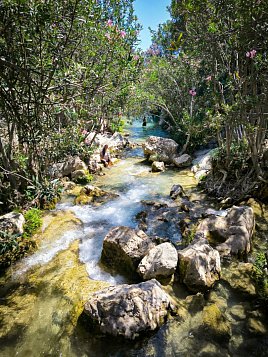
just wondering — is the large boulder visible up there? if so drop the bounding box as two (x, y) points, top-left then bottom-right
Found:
(137, 242), (178, 280)
(143, 136), (179, 163)
(49, 156), (87, 178)
(197, 206), (255, 257)
(177, 238), (221, 292)
(62, 156), (87, 176)
(101, 226), (156, 276)
(172, 154), (192, 168)
(83, 279), (173, 339)
(0, 212), (25, 235)
(85, 131), (128, 152)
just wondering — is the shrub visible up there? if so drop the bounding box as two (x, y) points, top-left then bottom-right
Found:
(23, 208), (42, 239)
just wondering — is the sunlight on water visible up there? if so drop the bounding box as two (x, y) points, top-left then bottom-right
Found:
(14, 229), (83, 277)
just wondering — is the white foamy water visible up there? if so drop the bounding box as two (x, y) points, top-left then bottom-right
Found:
(14, 229), (83, 276)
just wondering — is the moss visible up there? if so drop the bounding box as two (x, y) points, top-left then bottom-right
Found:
(202, 304), (231, 342)
(252, 252), (268, 301)
(75, 193), (94, 205)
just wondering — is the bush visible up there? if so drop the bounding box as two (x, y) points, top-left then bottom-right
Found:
(23, 208), (42, 239)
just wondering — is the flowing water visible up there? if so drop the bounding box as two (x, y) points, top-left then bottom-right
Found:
(0, 118), (267, 357)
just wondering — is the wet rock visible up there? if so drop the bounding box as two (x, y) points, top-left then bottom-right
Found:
(137, 242), (178, 280)
(143, 136), (179, 164)
(170, 184), (185, 199)
(83, 279), (173, 339)
(151, 161), (165, 172)
(0, 212), (25, 235)
(197, 206), (255, 257)
(177, 238), (221, 292)
(221, 262), (256, 296)
(75, 185), (119, 205)
(185, 292), (205, 314)
(247, 317), (267, 335)
(229, 305), (246, 320)
(172, 154), (192, 168)
(141, 200), (168, 209)
(201, 304), (231, 342)
(101, 226), (156, 276)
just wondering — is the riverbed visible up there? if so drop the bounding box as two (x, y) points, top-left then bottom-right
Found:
(0, 119), (267, 357)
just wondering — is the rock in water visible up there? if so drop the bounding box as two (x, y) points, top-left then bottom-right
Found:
(177, 238), (221, 292)
(137, 242), (178, 280)
(143, 136), (179, 163)
(170, 184), (185, 199)
(83, 279), (173, 339)
(101, 226), (156, 276)
(151, 161), (165, 172)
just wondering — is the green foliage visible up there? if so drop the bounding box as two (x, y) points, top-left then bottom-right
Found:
(23, 208), (42, 239)
(25, 179), (63, 210)
(0, 0), (142, 213)
(0, 231), (19, 255)
(252, 252), (268, 301)
(211, 141), (249, 171)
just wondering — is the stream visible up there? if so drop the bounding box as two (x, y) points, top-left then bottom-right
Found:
(0, 118), (267, 357)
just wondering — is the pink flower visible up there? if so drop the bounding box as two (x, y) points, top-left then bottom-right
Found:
(189, 89), (196, 96)
(82, 129), (88, 135)
(246, 49), (257, 58)
(105, 32), (111, 40)
(205, 75), (212, 81)
(107, 19), (113, 27)
(133, 55), (140, 60)
(120, 30), (126, 38)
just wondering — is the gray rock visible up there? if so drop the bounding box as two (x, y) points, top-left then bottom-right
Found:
(71, 169), (87, 180)
(49, 156), (87, 178)
(172, 154), (192, 168)
(178, 238), (221, 292)
(0, 212), (25, 235)
(83, 279), (173, 339)
(62, 156), (88, 176)
(101, 226), (156, 276)
(197, 206), (255, 257)
(137, 242), (178, 280)
(151, 161), (165, 172)
(143, 136), (178, 164)
(170, 184), (185, 199)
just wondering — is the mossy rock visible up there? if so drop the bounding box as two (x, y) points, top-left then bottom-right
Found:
(75, 185), (119, 206)
(201, 303), (231, 342)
